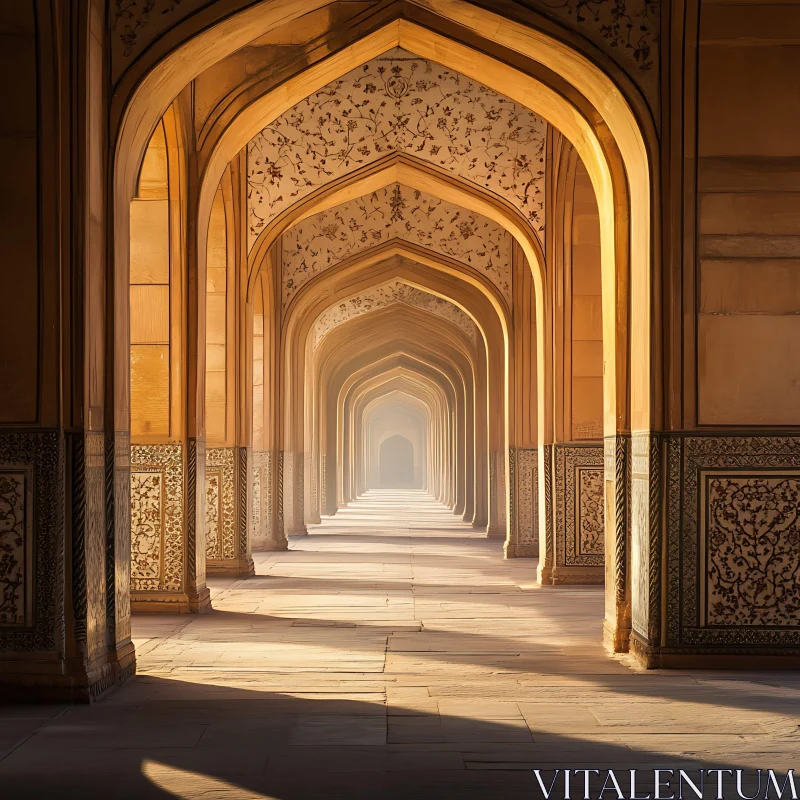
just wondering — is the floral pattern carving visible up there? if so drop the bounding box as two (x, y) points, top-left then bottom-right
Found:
(0, 431), (62, 652)
(554, 444), (605, 568)
(112, 0), (197, 70)
(252, 464), (262, 543)
(248, 48), (547, 248)
(206, 447), (236, 561)
(0, 472), (26, 624)
(707, 476), (800, 627)
(312, 280), (478, 349)
(578, 467), (604, 555)
(130, 444), (183, 593)
(282, 183), (512, 305)
(666, 435), (800, 649)
(539, 0), (660, 72)
(512, 449), (538, 547)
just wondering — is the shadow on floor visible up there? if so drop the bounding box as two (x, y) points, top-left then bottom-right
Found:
(0, 676), (779, 800)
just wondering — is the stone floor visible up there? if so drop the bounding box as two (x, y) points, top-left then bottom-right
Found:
(1, 491), (798, 799)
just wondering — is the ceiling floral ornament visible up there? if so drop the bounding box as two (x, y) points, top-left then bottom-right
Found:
(312, 280), (479, 350)
(282, 183), (512, 306)
(248, 47), (547, 249)
(537, 0), (660, 79)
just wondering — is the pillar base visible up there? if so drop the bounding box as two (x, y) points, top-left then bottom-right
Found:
(537, 564), (553, 584)
(207, 557), (255, 578)
(504, 543), (538, 558)
(288, 526), (308, 536)
(486, 524), (506, 539)
(131, 587), (211, 614)
(550, 565), (604, 584)
(604, 619), (632, 654)
(471, 519), (487, 530)
(253, 538), (289, 552)
(0, 645), (136, 703)
(629, 632), (800, 670)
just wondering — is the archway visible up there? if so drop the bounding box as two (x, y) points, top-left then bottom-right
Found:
(111, 1), (655, 669)
(379, 435), (416, 489)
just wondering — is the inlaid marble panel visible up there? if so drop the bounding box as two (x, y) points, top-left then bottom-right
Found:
(282, 184), (512, 305)
(0, 431), (62, 652)
(706, 475), (800, 627)
(312, 280), (478, 349)
(0, 471), (27, 625)
(248, 48), (546, 247)
(666, 435), (800, 649)
(130, 444), (183, 592)
(512, 448), (538, 547)
(206, 447), (236, 560)
(577, 467), (604, 556)
(554, 444), (605, 567)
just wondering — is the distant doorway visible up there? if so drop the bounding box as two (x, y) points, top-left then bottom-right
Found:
(380, 435), (415, 487)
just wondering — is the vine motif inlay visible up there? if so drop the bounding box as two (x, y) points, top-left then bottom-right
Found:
(0, 431), (62, 653)
(539, 0), (660, 71)
(554, 444), (604, 567)
(312, 280), (478, 349)
(667, 435), (800, 648)
(514, 449), (538, 546)
(707, 477), (800, 627)
(130, 444), (183, 593)
(205, 447), (236, 561)
(578, 467), (604, 555)
(249, 48), (547, 248)
(282, 184), (512, 305)
(0, 471), (26, 624)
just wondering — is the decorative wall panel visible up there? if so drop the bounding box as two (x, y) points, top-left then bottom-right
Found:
(130, 444), (183, 593)
(205, 447), (235, 560)
(666, 435), (800, 649)
(511, 448), (538, 548)
(0, 430), (63, 652)
(249, 48), (547, 247)
(282, 184), (512, 305)
(554, 444), (604, 567)
(706, 476), (800, 627)
(312, 280), (478, 349)
(0, 471), (28, 625)
(252, 463), (262, 544)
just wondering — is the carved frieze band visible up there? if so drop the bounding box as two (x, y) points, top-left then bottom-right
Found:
(666, 435), (800, 649)
(205, 447), (235, 561)
(130, 443), (183, 593)
(554, 444), (604, 567)
(0, 430), (63, 653)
